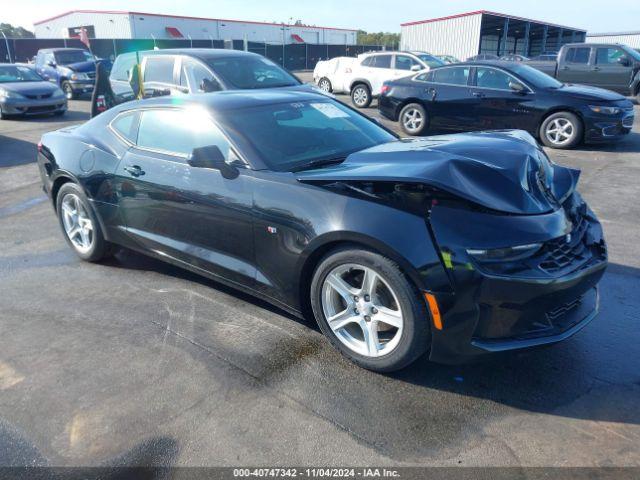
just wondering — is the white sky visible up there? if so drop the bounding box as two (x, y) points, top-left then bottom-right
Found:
(3, 0), (639, 34)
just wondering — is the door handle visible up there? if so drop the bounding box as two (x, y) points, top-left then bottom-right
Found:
(562, 66), (570, 70)
(124, 165), (145, 177)
(592, 66), (600, 71)
(472, 91), (485, 98)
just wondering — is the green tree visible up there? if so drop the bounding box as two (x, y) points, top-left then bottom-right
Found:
(0, 23), (35, 38)
(357, 30), (400, 49)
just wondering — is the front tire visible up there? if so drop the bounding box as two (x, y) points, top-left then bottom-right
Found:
(399, 103), (428, 136)
(56, 183), (114, 262)
(61, 81), (76, 100)
(318, 77), (332, 93)
(539, 111), (583, 149)
(351, 84), (372, 109)
(310, 247), (430, 372)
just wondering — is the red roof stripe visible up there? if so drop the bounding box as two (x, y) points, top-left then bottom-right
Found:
(165, 27), (184, 38)
(400, 10), (584, 32)
(33, 9), (357, 31)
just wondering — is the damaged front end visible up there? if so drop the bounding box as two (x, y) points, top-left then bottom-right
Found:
(298, 131), (608, 363)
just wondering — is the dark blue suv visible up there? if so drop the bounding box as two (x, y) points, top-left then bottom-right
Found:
(35, 48), (96, 99)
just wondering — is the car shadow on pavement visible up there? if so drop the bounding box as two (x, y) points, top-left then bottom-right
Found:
(0, 135), (39, 168)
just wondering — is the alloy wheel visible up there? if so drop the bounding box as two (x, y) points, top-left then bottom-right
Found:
(545, 117), (574, 146)
(319, 79), (331, 92)
(402, 108), (424, 133)
(61, 193), (94, 254)
(321, 263), (404, 357)
(353, 87), (368, 107)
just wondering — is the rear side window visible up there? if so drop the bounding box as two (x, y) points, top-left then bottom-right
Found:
(144, 56), (175, 84)
(361, 57), (374, 67)
(136, 109), (233, 159)
(431, 67), (470, 85)
(565, 48), (590, 64)
(596, 47), (627, 65)
(111, 111), (138, 143)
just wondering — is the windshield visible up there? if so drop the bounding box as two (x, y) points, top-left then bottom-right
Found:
(510, 64), (563, 89)
(217, 100), (395, 172)
(205, 56), (300, 89)
(415, 54), (445, 68)
(0, 65), (43, 83)
(55, 50), (94, 65)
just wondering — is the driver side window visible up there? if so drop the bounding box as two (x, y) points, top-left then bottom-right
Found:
(181, 58), (220, 93)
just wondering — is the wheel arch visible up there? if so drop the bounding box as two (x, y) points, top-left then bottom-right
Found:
(395, 98), (428, 122)
(349, 78), (372, 93)
(296, 233), (428, 320)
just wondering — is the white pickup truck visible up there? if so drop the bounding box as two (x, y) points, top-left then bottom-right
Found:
(313, 51), (444, 108)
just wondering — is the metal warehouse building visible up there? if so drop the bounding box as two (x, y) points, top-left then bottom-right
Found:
(401, 10), (586, 61)
(33, 10), (358, 45)
(587, 31), (640, 50)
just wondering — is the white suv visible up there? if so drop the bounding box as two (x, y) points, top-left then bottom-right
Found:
(313, 51), (444, 108)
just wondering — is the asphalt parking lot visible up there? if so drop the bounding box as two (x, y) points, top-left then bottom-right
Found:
(1, 90), (640, 469)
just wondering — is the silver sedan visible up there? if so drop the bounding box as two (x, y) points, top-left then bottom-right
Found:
(0, 64), (67, 119)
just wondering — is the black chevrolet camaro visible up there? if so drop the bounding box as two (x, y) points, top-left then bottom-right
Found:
(378, 61), (634, 149)
(37, 90), (607, 371)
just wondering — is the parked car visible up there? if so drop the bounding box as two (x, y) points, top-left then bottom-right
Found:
(378, 61), (634, 148)
(37, 90), (607, 371)
(0, 63), (66, 119)
(435, 55), (460, 64)
(467, 53), (500, 61)
(500, 54), (530, 62)
(34, 48), (96, 99)
(313, 51), (442, 109)
(525, 43), (640, 99)
(109, 48), (310, 104)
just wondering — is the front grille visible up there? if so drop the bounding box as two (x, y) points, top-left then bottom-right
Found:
(86, 72), (96, 79)
(25, 93), (53, 100)
(27, 105), (57, 113)
(538, 214), (590, 274)
(623, 115), (634, 128)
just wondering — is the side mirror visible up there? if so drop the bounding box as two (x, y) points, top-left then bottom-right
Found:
(200, 78), (221, 93)
(617, 56), (630, 67)
(47, 60), (56, 67)
(509, 81), (526, 93)
(410, 64), (422, 72)
(189, 145), (238, 179)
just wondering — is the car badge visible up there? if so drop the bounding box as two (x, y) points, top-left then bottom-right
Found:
(267, 226), (277, 234)
(566, 233), (572, 244)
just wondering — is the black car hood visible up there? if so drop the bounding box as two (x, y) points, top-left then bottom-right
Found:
(556, 83), (626, 101)
(296, 130), (579, 215)
(62, 60), (95, 73)
(0, 81), (60, 95)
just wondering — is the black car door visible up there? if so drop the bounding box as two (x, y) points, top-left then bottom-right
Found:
(113, 107), (257, 287)
(468, 66), (538, 132)
(416, 65), (474, 131)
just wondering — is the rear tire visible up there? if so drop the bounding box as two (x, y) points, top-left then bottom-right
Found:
(539, 111), (583, 149)
(318, 77), (332, 93)
(399, 103), (428, 136)
(56, 183), (114, 262)
(310, 247), (430, 372)
(351, 84), (372, 109)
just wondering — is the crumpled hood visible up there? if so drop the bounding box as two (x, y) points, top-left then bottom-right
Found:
(62, 60), (95, 73)
(296, 130), (580, 215)
(557, 83), (626, 101)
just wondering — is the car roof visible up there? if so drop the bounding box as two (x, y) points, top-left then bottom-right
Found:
(38, 48), (86, 53)
(111, 89), (328, 115)
(118, 48), (260, 60)
(434, 60), (522, 69)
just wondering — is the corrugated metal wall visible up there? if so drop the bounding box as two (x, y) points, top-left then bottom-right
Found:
(34, 12), (132, 39)
(586, 33), (640, 49)
(35, 12), (358, 45)
(400, 14), (482, 60)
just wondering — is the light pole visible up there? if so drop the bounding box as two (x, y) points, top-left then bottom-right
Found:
(0, 30), (12, 63)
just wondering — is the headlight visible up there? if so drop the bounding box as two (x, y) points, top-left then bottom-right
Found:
(70, 72), (89, 81)
(0, 88), (25, 99)
(466, 243), (542, 262)
(588, 105), (621, 115)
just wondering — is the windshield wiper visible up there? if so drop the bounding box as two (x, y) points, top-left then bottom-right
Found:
(291, 156), (347, 172)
